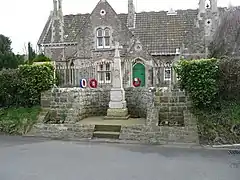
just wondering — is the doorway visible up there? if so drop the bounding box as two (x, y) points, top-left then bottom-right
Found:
(132, 63), (145, 87)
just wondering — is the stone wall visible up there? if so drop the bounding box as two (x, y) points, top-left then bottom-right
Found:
(120, 89), (199, 144)
(125, 87), (153, 118)
(41, 87), (154, 122)
(120, 110), (199, 144)
(155, 90), (191, 126)
(28, 123), (95, 139)
(41, 88), (110, 123)
(32, 87), (199, 145)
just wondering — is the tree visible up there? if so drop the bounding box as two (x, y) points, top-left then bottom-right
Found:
(27, 42), (36, 63)
(209, 7), (240, 58)
(0, 34), (25, 70)
(0, 34), (12, 54)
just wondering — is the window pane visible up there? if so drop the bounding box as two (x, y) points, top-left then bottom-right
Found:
(106, 72), (111, 81)
(97, 37), (103, 47)
(100, 72), (104, 81)
(106, 63), (110, 71)
(97, 29), (103, 37)
(105, 37), (110, 47)
(99, 64), (103, 70)
(164, 68), (171, 79)
(104, 28), (110, 36)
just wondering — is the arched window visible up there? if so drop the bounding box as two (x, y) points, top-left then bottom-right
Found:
(104, 28), (110, 47)
(96, 27), (111, 48)
(97, 28), (103, 47)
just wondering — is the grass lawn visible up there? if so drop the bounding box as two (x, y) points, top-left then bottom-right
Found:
(0, 106), (42, 135)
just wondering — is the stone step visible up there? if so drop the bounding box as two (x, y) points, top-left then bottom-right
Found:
(94, 125), (121, 132)
(93, 131), (120, 139)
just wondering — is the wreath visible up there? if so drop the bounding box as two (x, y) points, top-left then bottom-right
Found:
(89, 79), (98, 88)
(133, 78), (141, 87)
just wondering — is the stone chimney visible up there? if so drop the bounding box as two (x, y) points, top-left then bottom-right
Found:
(127, 0), (135, 29)
(51, 0), (64, 43)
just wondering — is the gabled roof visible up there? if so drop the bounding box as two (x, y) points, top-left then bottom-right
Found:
(38, 9), (198, 54)
(38, 13), (90, 44)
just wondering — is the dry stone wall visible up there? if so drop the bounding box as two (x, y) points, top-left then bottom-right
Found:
(125, 87), (153, 118)
(120, 90), (199, 144)
(41, 88), (110, 123)
(41, 87), (152, 121)
(30, 87), (199, 145)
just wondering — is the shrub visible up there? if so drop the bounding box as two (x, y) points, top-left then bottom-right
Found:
(175, 58), (219, 109)
(218, 56), (240, 102)
(0, 63), (54, 107)
(18, 63), (54, 106)
(32, 53), (51, 63)
(0, 69), (21, 107)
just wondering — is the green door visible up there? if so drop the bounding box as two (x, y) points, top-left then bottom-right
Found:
(132, 63), (145, 87)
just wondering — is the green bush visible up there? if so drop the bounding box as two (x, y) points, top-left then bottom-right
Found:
(0, 69), (21, 107)
(0, 63), (54, 107)
(18, 63), (54, 106)
(175, 58), (219, 109)
(218, 56), (240, 102)
(32, 53), (51, 63)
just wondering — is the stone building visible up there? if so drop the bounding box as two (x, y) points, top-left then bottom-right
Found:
(37, 0), (226, 88)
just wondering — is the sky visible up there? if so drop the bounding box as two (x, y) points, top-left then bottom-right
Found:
(0, 0), (238, 54)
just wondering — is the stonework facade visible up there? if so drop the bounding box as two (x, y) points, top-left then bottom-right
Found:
(38, 0), (229, 88)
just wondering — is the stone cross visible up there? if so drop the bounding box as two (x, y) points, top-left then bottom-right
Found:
(105, 41), (129, 119)
(114, 41), (123, 58)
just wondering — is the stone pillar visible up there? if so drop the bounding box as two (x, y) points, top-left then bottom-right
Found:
(105, 42), (130, 120)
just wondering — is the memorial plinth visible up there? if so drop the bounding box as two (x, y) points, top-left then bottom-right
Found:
(105, 42), (130, 120)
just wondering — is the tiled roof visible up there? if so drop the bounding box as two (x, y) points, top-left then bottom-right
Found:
(134, 10), (198, 54)
(38, 10), (198, 54)
(39, 13), (90, 44)
(63, 13), (90, 42)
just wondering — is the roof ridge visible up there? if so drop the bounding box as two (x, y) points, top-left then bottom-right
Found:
(64, 13), (90, 17)
(62, 6), (237, 17)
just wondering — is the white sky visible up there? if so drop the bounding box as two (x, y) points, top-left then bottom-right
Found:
(0, 0), (238, 54)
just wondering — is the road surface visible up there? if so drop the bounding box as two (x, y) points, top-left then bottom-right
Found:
(0, 135), (239, 180)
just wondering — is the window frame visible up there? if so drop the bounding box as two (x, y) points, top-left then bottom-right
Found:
(97, 63), (111, 84)
(96, 28), (104, 48)
(164, 67), (171, 81)
(103, 28), (110, 48)
(96, 27), (111, 49)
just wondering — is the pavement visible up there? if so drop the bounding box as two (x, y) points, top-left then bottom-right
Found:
(0, 135), (240, 180)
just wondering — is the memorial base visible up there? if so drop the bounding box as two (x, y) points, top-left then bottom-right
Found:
(104, 108), (130, 120)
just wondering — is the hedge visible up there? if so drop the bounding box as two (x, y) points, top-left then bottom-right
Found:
(175, 58), (219, 109)
(0, 63), (54, 107)
(219, 56), (240, 102)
